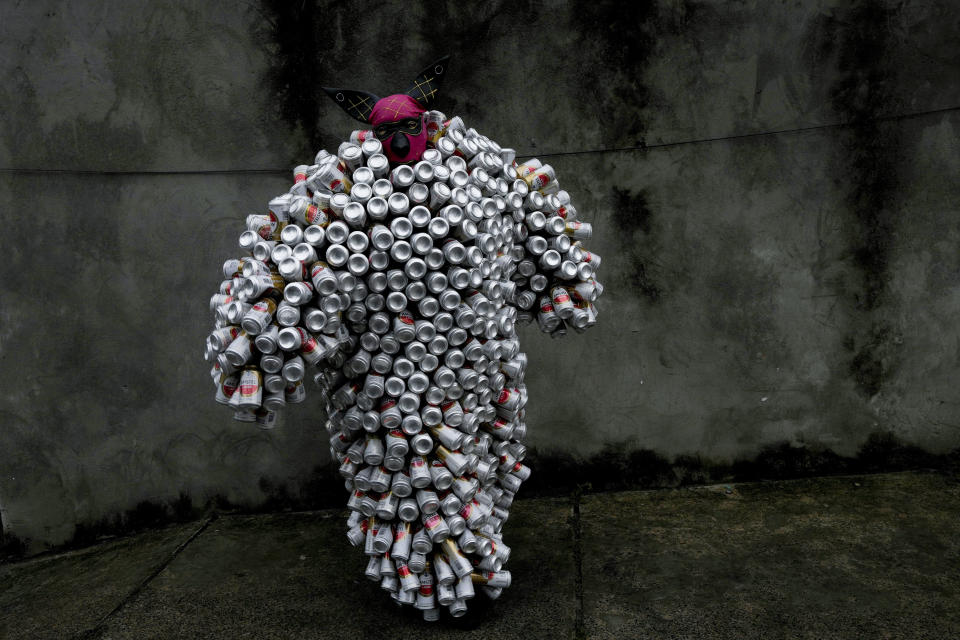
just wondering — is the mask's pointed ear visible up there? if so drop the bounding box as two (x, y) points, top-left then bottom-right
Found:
(405, 55), (450, 108)
(322, 87), (380, 123)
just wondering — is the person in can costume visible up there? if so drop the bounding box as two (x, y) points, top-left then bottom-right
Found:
(203, 56), (604, 620)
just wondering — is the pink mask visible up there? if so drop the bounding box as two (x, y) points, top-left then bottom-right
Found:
(370, 94), (427, 164)
(323, 57), (449, 164)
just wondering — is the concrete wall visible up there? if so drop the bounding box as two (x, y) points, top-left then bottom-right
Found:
(2, 0), (959, 551)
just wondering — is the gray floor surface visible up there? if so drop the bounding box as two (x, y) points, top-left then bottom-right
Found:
(2, 470), (958, 639)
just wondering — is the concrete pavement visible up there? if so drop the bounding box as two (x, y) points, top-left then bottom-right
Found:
(2, 470), (958, 639)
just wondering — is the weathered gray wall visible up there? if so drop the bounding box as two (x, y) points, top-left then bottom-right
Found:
(2, 0), (959, 551)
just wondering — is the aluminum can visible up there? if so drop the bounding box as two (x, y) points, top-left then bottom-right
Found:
(551, 286), (575, 319)
(314, 162), (352, 194)
(385, 428), (409, 457)
(340, 144), (363, 172)
(369, 224), (393, 251)
(342, 202), (367, 229)
(283, 280), (313, 305)
(236, 367), (262, 409)
(390, 165), (415, 189)
(367, 154), (389, 179)
(240, 298), (277, 336)
(440, 539), (473, 578)
(387, 192), (410, 218)
(422, 512), (450, 542)
(270, 243), (293, 266)
(383, 521), (410, 563)
(275, 300), (300, 327)
(214, 373), (239, 405)
(361, 138), (383, 158)
(281, 354), (305, 382)
(411, 432), (434, 456)
(209, 325), (242, 352)
(396, 563), (420, 592)
(263, 372), (285, 394)
(563, 219), (592, 240)
(348, 130), (375, 144)
(280, 223), (303, 247)
(352, 166), (375, 187)
(224, 330), (254, 367)
(425, 111), (445, 140)
(376, 491), (399, 520)
(429, 459), (455, 490)
(284, 380), (306, 403)
(389, 239), (414, 263)
(303, 224), (326, 248)
(243, 273), (285, 299)
(408, 182), (430, 205)
(380, 398), (402, 428)
(515, 158), (542, 178)
(416, 568), (436, 611)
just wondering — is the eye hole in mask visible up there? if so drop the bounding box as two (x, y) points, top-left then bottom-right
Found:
(375, 117), (423, 140)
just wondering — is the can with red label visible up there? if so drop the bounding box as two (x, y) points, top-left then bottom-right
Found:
(515, 158), (542, 179)
(425, 111), (445, 142)
(223, 331), (253, 368)
(564, 220), (592, 240)
(236, 367), (263, 409)
(441, 539), (473, 578)
(209, 326), (241, 353)
(240, 298), (277, 335)
(385, 429), (409, 457)
(345, 516), (369, 546)
(373, 522), (394, 554)
(284, 380), (306, 404)
(416, 563), (437, 610)
(422, 512), (450, 543)
(246, 214), (276, 240)
(409, 455), (432, 488)
(214, 373), (239, 405)
(396, 562), (420, 592)
(298, 333), (325, 365)
(429, 459), (454, 491)
(308, 261), (337, 296)
(243, 273), (285, 299)
(524, 164), (555, 191)
(380, 399), (402, 429)
(313, 162), (352, 194)
(349, 129), (375, 144)
(494, 387), (522, 411)
(550, 286), (574, 319)
(435, 446), (469, 477)
(376, 491), (399, 520)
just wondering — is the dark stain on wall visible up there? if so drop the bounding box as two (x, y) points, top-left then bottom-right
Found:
(803, 1), (903, 397)
(2, 493), (197, 563)
(569, 0), (660, 148)
(0, 530), (27, 563)
(612, 186), (653, 235)
(848, 322), (902, 397)
(386, 3), (505, 123)
(260, 0), (323, 157)
(522, 431), (959, 497)
(610, 186), (662, 302)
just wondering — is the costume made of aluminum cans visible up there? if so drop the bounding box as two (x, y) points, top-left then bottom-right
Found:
(204, 56), (604, 621)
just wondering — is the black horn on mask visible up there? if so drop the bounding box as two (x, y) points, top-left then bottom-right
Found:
(405, 55), (450, 108)
(321, 87), (381, 124)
